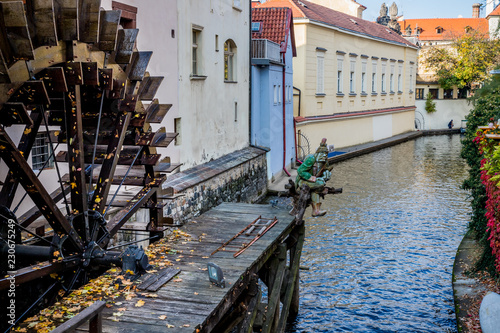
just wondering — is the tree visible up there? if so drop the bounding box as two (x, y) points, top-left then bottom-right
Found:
(424, 92), (436, 113)
(422, 30), (500, 90)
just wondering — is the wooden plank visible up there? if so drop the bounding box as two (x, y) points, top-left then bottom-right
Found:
(31, 0), (58, 46)
(82, 61), (98, 85)
(9, 80), (50, 105)
(145, 100), (172, 123)
(138, 75), (163, 101)
(51, 301), (105, 333)
(127, 51), (152, 81)
(1, 1), (35, 59)
(64, 61), (83, 85)
(99, 10), (120, 51)
(40, 67), (68, 94)
(115, 28), (138, 64)
(0, 102), (32, 126)
(54, 0), (79, 41)
(135, 127), (177, 147)
(146, 267), (180, 292)
(79, 0), (100, 43)
(98, 67), (113, 90)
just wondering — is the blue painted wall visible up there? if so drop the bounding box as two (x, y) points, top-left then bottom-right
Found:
(251, 34), (295, 181)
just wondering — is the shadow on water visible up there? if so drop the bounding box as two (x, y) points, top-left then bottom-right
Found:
(286, 135), (470, 333)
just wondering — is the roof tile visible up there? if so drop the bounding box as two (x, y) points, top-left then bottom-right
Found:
(401, 18), (489, 41)
(257, 0), (415, 47)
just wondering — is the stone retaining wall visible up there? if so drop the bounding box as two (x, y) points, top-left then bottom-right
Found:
(161, 147), (268, 225)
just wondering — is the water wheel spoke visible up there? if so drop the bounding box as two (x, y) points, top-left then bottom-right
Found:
(0, 259), (79, 291)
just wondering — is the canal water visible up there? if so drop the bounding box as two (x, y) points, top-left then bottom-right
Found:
(287, 135), (471, 333)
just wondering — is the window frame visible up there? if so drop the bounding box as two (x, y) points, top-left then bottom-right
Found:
(224, 39), (237, 82)
(316, 51), (325, 95)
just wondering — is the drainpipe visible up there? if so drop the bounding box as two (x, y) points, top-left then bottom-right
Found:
(282, 53), (291, 177)
(249, 0), (253, 146)
(293, 86), (301, 164)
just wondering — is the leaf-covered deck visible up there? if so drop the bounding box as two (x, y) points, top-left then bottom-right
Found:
(99, 202), (295, 332)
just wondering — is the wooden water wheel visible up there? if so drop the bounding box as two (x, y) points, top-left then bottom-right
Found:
(0, 1), (176, 329)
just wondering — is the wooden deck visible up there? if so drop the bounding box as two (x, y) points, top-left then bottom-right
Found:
(98, 202), (297, 332)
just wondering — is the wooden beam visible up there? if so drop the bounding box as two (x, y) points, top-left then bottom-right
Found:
(0, 1), (35, 59)
(54, 0), (79, 41)
(0, 108), (42, 207)
(79, 0), (100, 43)
(0, 128), (84, 251)
(137, 75), (163, 100)
(30, 0), (59, 46)
(262, 244), (287, 333)
(276, 225), (305, 332)
(99, 10), (120, 51)
(115, 28), (138, 64)
(127, 51), (152, 81)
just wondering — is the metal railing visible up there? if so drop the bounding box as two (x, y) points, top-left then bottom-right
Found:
(252, 39), (281, 63)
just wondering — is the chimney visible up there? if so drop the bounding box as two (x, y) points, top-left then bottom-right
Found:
(473, 3), (481, 18)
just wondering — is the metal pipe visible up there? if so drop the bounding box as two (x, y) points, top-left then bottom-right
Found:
(282, 54), (291, 177)
(0, 244), (53, 260)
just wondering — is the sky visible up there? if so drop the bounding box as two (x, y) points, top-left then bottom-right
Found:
(359, 0), (488, 21)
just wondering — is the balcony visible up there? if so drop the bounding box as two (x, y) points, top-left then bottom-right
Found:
(252, 39), (281, 65)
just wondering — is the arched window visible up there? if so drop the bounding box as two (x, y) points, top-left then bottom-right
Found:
(224, 39), (237, 82)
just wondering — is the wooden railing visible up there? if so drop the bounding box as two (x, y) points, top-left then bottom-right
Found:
(50, 301), (105, 333)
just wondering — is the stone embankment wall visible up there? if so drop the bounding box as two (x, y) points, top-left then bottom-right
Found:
(161, 147), (268, 224)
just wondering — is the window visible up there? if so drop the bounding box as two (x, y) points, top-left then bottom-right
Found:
(443, 89), (453, 99)
(398, 64), (403, 92)
(31, 132), (53, 171)
(409, 66), (414, 91)
(349, 59), (356, 94)
(274, 85), (278, 104)
(415, 88), (424, 99)
(192, 27), (202, 76)
(436, 26), (443, 34)
(337, 55), (344, 94)
(316, 51), (325, 94)
(361, 60), (367, 93)
(112, 1), (137, 29)
(372, 73), (376, 92)
(390, 64), (395, 93)
(458, 87), (469, 99)
(174, 118), (181, 145)
(278, 85), (281, 104)
(381, 62), (387, 93)
(224, 39), (236, 81)
(429, 88), (439, 99)
(233, 0), (241, 9)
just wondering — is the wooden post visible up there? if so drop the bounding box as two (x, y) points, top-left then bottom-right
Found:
(262, 243), (287, 333)
(277, 224), (305, 332)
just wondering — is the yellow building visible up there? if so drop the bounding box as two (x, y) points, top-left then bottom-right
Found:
(258, 0), (418, 152)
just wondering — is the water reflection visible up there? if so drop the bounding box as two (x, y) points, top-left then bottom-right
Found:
(287, 135), (470, 333)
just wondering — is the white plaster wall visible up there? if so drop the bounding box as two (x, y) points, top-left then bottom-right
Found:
(177, 0), (250, 169)
(489, 16), (500, 39)
(100, 0), (180, 164)
(306, 0), (363, 18)
(415, 99), (471, 130)
(373, 114), (393, 141)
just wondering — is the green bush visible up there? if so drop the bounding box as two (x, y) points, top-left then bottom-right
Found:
(424, 92), (437, 114)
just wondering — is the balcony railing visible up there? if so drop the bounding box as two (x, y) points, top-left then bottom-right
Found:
(252, 39), (281, 63)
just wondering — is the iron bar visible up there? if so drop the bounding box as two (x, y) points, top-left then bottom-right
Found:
(89, 91), (105, 193)
(43, 108), (71, 216)
(104, 147), (142, 215)
(106, 234), (161, 250)
(12, 143), (60, 214)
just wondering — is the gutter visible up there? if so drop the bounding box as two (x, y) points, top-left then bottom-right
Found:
(293, 18), (419, 50)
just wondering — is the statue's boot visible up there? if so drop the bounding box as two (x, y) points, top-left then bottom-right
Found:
(311, 203), (327, 217)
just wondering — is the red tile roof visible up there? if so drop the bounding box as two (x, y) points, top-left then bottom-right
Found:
(251, 1), (261, 8)
(252, 7), (297, 55)
(401, 18), (489, 41)
(257, 0), (416, 48)
(488, 5), (500, 18)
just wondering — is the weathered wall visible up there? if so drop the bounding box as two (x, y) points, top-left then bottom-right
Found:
(415, 99), (471, 130)
(161, 148), (268, 225)
(306, 0), (364, 18)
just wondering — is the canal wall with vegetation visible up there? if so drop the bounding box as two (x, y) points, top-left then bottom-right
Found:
(461, 80), (500, 278)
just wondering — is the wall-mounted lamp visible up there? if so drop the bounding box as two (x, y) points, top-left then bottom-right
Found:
(207, 263), (225, 288)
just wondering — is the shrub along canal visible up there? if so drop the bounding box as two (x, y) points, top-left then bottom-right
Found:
(287, 135), (471, 333)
